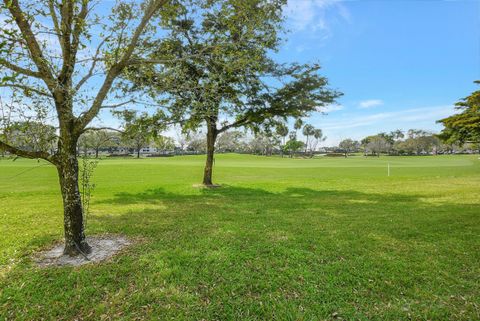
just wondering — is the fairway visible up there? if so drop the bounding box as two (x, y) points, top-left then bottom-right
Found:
(1, 154), (479, 320)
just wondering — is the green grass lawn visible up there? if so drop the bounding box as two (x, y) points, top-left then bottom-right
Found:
(1, 154), (479, 320)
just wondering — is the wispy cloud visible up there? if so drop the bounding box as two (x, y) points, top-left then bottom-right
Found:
(319, 105), (454, 131)
(284, 0), (351, 35)
(310, 105), (456, 146)
(358, 99), (383, 109)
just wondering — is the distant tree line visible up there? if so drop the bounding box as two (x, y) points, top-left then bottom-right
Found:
(4, 122), (478, 160)
(337, 129), (479, 157)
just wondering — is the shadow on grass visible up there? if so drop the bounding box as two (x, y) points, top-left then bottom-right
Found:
(91, 185), (474, 243)
(2, 185), (479, 320)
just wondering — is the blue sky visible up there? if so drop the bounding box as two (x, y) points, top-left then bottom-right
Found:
(279, 0), (480, 145)
(3, 1), (477, 146)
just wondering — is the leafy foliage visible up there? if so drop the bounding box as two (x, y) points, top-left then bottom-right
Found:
(438, 81), (480, 144)
(283, 139), (304, 157)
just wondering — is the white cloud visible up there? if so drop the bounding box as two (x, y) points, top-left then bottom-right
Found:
(319, 105), (454, 131)
(284, 0), (350, 34)
(310, 105), (456, 146)
(358, 99), (384, 109)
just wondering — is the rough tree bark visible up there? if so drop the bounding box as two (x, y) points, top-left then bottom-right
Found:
(56, 144), (91, 255)
(203, 121), (218, 186)
(0, 0), (166, 256)
(52, 94), (91, 255)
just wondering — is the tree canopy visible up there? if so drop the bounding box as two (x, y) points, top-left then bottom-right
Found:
(121, 0), (341, 185)
(438, 81), (480, 145)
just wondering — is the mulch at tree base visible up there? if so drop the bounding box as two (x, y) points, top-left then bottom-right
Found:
(34, 235), (133, 268)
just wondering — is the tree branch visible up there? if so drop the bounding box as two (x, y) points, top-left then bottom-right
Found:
(100, 99), (136, 109)
(48, 0), (63, 51)
(74, 38), (107, 92)
(82, 126), (123, 133)
(0, 58), (42, 78)
(4, 0), (58, 91)
(59, 0), (73, 77)
(71, 0), (89, 59)
(77, 0), (167, 129)
(0, 140), (53, 162)
(218, 113), (258, 134)
(59, 0), (89, 83)
(0, 84), (51, 97)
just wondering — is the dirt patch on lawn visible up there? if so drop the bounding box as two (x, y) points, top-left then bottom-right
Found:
(35, 235), (133, 268)
(192, 183), (222, 188)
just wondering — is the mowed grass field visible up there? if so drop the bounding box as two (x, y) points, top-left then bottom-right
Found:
(0, 154), (479, 320)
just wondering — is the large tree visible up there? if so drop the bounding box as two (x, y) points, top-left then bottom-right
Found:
(283, 138), (304, 158)
(362, 135), (390, 156)
(438, 81), (480, 145)
(302, 124), (315, 154)
(124, 0), (341, 186)
(117, 110), (157, 158)
(0, 0), (167, 255)
(339, 138), (360, 157)
(393, 130), (440, 155)
(216, 130), (245, 153)
(153, 135), (175, 153)
(78, 130), (119, 158)
(248, 131), (278, 156)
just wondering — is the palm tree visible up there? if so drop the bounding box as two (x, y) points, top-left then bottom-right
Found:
(294, 118), (304, 132)
(302, 124), (316, 153)
(312, 129), (326, 152)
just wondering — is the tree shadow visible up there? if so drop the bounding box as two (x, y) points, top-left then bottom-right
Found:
(2, 184), (479, 319)
(90, 184), (469, 243)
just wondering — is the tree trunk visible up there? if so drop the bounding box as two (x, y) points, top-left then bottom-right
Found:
(137, 148), (140, 158)
(203, 124), (217, 186)
(56, 146), (91, 256)
(95, 148), (99, 158)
